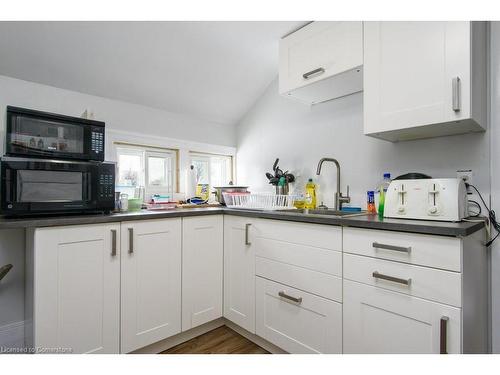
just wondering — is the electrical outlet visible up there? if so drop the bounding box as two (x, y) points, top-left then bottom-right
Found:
(457, 169), (473, 184)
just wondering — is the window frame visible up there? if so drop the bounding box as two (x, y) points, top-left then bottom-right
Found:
(189, 151), (234, 188)
(115, 142), (179, 201)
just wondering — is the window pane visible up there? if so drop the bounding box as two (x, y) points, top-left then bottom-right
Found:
(192, 159), (209, 185)
(118, 152), (143, 187)
(210, 158), (224, 187)
(148, 156), (169, 186)
(190, 154), (232, 188)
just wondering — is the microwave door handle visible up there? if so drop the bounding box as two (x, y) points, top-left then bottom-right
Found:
(87, 172), (92, 200)
(17, 170), (22, 202)
(6, 168), (13, 202)
(82, 172), (91, 201)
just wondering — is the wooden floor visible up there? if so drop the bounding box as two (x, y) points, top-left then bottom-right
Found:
(161, 326), (270, 354)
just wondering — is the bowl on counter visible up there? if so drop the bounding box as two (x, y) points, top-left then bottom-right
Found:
(127, 198), (143, 212)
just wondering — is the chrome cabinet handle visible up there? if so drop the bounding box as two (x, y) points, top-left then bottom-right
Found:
(302, 67), (325, 80)
(245, 223), (252, 245)
(111, 229), (117, 256)
(278, 291), (303, 304)
(372, 242), (411, 253)
(452, 77), (461, 112)
(128, 228), (134, 254)
(440, 316), (449, 354)
(372, 271), (411, 286)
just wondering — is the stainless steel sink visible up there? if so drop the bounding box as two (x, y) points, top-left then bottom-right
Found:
(278, 208), (368, 218)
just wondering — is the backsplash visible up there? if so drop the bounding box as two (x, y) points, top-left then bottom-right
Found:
(236, 79), (490, 209)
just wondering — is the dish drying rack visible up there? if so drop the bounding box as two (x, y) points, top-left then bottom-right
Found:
(223, 192), (299, 211)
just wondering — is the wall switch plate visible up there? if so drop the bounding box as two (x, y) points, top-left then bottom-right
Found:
(457, 169), (473, 184)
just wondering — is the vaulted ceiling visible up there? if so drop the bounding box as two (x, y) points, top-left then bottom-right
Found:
(0, 21), (305, 125)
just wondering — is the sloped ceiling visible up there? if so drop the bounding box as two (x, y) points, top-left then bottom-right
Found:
(0, 21), (305, 126)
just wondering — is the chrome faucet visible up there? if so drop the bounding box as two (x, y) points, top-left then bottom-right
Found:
(316, 157), (350, 211)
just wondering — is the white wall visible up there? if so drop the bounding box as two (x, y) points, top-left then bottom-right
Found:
(0, 75), (237, 199)
(0, 75), (236, 149)
(236, 80), (489, 208)
(489, 22), (500, 353)
(0, 229), (24, 348)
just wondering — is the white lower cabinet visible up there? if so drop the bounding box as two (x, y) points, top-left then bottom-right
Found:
(182, 215), (223, 331)
(26, 215), (487, 354)
(343, 280), (461, 354)
(223, 216), (256, 333)
(120, 218), (182, 353)
(256, 277), (342, 354)
(27, 224), (121, 354)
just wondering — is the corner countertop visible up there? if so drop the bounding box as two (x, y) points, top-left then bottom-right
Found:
(223, 208), (485, 237)
(0, 207), (485, 237)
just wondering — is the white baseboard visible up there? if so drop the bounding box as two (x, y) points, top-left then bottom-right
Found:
(0, 320), (25, 351)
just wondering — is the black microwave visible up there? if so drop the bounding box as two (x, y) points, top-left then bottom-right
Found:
(6, 106), (105, 162)
(1, 157), (115, 216)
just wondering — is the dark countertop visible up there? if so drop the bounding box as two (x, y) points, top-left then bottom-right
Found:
(223, 209), (485, 237)
(0, 207), (485, 237)
(0, 207), (225, 230)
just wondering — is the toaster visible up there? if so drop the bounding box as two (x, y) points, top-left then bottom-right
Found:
(383, 178), (469, 222)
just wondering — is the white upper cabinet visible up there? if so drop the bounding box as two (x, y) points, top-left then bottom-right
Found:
(182, 216), (223, 331)
(120, 219), (182, 353)
(364, 21), (487, 141)
(279, 21), (363, 104)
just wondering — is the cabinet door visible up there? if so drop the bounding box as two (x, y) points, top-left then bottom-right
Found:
(279, 21), (363, 93)
(182, 215), (223, 331)
(32, 224), (120, 354)
(343, 280), (461, 354)
(223, 216), (256, 333)
(364, 21), (471, 137)
(121, 218), (181, 353)
(256, 277), (342, 354)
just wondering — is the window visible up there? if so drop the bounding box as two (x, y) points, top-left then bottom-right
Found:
(190, 152), (233, 188)
(116, 144), (176, 201)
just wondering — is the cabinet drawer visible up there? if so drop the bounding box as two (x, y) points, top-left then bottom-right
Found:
(343, 280), (461, 353)
(343, 227), (461, 271)
(256, 277), (342, 354)
(254, 218), (341, 251)
(256, 256), (342, 302)
(344, 253), (461, 307)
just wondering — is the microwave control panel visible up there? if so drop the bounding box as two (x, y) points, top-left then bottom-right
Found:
(98, 164), (115, 200)
(90, 126), (105, 156)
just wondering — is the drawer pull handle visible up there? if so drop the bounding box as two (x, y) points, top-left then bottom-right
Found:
(245, 223), (252, 246)
(110, 229), (117, 256)
(372, 271), (411, 286)
(440, 316), (449, 354)
(372, 242), (411, 253)
(302, 67), (325, 79)
(278, 291), (303, 304)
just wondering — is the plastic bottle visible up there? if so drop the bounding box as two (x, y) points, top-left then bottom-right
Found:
(377, 173), (392, 219)
(367, 191), (377, 214)
(304, 178), (317, 209)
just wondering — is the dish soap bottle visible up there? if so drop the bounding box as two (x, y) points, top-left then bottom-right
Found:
(377, 173), (391, 219)
(305, 178), (317, 209)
